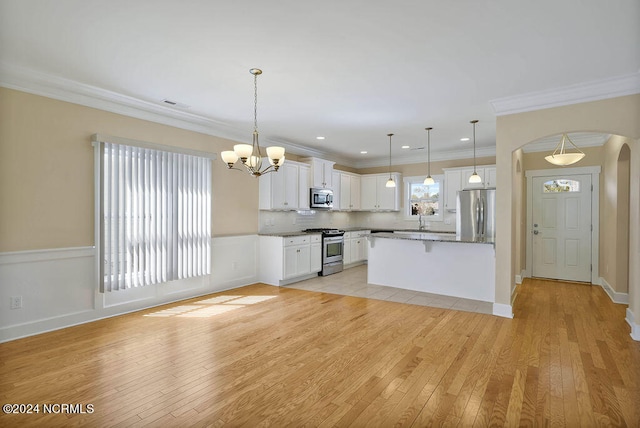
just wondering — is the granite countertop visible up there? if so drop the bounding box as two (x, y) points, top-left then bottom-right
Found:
(258, 228), (458, 238)
(366, 231), (495, 245)
(258, 231), (319, 237)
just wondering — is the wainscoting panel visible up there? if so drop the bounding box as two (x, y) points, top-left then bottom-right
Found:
(211, 235), (259, 290)
(0, 235), (260, 342)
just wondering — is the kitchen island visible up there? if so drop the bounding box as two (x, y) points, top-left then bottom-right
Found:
(367, 232), (501, 313)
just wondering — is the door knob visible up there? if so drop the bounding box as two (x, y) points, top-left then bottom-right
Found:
(533, 230), (539, 235)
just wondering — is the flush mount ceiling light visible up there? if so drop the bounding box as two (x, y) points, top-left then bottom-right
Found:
(220, 68), (285, 177)
(545, 133), (585, 166)
(316, 136), (325, 140)
(401, 145), (410, 149)
(460, 137), (470, 142)
(385, 133), (396, 188)
(424, 127), (434, 185)
(468, 120), (482, 184)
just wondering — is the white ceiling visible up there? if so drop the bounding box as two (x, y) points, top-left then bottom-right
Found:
(1, 0), (639, 167)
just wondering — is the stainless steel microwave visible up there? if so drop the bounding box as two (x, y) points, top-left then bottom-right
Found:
(310, 188), (333, 209)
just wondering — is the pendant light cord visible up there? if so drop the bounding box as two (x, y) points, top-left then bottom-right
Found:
(471, 120), (478, 172)
(426, 127), (432, 177)
(388, 134), (393, 177)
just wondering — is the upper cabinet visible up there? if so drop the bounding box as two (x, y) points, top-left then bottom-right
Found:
(339, 172), (361, 211)
(331, 171), (342, 210)
(443, 165), (496, 211)
(302, 157), (335, 189)
(259, 161), (308, 210)
(360, 173), (400, 211)
(298, 163), (310, 209)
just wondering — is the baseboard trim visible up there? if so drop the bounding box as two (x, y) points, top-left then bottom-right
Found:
(0, 284), (242, 344)
(598, 277), (629, 304)
(511, 284), (519, 307)
(493, 303), (513, 319)
(626, 308), (640, 341)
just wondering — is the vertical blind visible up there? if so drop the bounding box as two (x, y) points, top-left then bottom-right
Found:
(99, 142), (211, 292)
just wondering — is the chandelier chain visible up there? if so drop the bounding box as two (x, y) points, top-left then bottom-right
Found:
(254, 72), (258, 133)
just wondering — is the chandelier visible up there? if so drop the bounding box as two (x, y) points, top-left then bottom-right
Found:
(220, 68), (285, 176)
(545, 133), (585, 166)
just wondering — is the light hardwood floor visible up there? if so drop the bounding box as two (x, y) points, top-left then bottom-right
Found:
(1, 273), (639, 427)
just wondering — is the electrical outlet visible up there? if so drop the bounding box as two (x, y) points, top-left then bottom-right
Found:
(10, 296), (22, 310)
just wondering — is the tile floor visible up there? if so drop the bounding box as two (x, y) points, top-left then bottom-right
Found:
(284, 264), (494, 315)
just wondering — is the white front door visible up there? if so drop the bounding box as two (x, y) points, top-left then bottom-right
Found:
(531, 174), (592, 282)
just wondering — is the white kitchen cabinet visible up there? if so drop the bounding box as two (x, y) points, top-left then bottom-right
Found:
(284, 244), (310, 279)
(310, 235), (322, 273)
(259, 161), (305, 210)
(344, 230), (370, 266)
(343, 237), (352, 265)
(259, 234), (321, 285)
(303, 157), (335, 189)
(443, 165), (496, 212)
(298, 163), (310, 209)
(360, 174), (400, 211)
(331, 171), (341, 210)
(339, 172), (361, 211)
(444, 169), (462, 211)
(485, 167), (497, 188)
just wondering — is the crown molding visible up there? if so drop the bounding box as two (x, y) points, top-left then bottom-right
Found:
(490, 72), (640, 116)
(351, 145), (496, 169)
(0, 62), (343, 159)
(0, 63), (251, 139)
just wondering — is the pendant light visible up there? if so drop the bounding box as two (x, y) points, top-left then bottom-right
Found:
(220, 68), (285, 176)
(468, 120), (482, 184)
(545, 133), (585, 166)
(385, 133), (396, 188)
(423, 127), (434, 185)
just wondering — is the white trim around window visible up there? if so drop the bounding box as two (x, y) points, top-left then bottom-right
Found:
(403, 175), (444, 222)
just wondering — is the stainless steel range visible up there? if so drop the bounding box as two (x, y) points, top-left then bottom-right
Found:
(305, 228), (345, 276)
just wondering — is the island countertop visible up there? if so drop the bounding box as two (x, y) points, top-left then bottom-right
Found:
(366, 231), (495, 245)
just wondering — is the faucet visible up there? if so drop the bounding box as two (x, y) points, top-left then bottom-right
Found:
(418, 214), (425, 230)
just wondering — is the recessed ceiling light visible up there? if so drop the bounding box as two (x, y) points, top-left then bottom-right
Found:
(316, 136), (325, 140)
(460, 137), (470, 141)
(401, 145), (410, 149)
(360, 151), (368, 154)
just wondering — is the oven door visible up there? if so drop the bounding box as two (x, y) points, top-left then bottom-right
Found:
(323, 236), (344, 264)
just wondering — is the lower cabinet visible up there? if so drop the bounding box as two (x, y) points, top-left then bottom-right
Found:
(344, 230), (370, 266)
(259, 234), (322, 285)
(283, 243), (310, 279)
(310, 239), (322, 273)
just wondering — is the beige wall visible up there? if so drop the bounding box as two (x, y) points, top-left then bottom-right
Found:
(0, 88), (259, 252)
(513, 149), (524, 282)
(496, 94), (640, 324)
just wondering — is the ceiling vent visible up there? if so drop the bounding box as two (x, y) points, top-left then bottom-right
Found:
(161, 99), (190, 109)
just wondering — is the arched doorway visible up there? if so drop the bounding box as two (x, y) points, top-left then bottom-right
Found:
(615, 144), (630, 296)
(494, 94), (639, 340)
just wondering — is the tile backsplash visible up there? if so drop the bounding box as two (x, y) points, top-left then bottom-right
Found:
(258, 210), (456, 233)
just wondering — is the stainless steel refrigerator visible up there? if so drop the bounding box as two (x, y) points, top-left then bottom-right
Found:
(456, 188), (496, 240)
